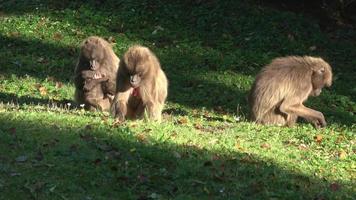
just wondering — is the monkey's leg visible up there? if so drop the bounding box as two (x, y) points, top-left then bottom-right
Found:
(261, 111), (287, 126)
(85, 97), (102, 111)
(280, 101), (326, 128)
(97, 97), (111, 112)
(146, 101), (163, 122)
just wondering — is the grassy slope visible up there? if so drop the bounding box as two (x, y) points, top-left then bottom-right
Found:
(0, 0), (355, 199)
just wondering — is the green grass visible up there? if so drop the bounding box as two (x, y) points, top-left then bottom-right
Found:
(0, 0), (355, 199)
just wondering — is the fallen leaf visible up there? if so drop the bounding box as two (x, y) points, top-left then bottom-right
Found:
(55, 81), (63, 88)
(53, 32), (63, 40)
(235, 141), (241, 150)
(177, 117), (188, 124)
(194, 123), (203, 130)
(15, 155), (27, 162)
(314, 134), (323, 143)
(136, 133), (148, 143)
(260, 143), (271, 149)
(330, 182), (341, 191)
(9, 31), (20, 37)
(298, 144), (308, 150)
(112, 119), (124, 127)
(34, 83), (42, 89)
(39, 86), (47, 96)
(338, 150), (347, 160)
(37, 57), (45, 63)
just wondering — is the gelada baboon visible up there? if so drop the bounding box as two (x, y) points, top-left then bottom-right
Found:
(249, 56), (332, 128)
(74, 36), (120, 111)
(111, 45), (168, 121)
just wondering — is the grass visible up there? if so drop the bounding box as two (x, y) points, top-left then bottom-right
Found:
(0, 0), (355, 199)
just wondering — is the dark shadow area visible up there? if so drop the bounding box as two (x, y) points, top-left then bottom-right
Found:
(0, 91), (75, 108)
(260, 0), (356, 30)
(0, 116), (353, 199)
(0, 35), (77, 82)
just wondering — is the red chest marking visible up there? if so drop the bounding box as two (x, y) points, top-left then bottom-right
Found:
(132, 87), (140, 97)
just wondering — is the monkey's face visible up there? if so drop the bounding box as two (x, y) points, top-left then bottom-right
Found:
(125, 62), (150, 88)
(129, 73), (141, 88)
(82, 39), (105, 70)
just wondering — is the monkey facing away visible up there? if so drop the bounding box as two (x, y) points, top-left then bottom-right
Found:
(74, 36), (120, 111)
(249, 56), (332, 128)
(111, 45), (168, 121)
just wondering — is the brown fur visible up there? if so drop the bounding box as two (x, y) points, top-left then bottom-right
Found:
(111, 45), (168, 121)
(249, 56), (332, 128)
(74, 36), (120, 111)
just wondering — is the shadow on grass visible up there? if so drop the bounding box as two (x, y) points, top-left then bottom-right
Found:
(0, 35), (76, 82)
(0, 116), (353, 199)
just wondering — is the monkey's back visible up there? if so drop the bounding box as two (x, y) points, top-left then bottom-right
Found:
(250, 56), (316, 123)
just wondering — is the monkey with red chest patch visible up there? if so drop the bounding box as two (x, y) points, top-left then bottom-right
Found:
(111, 45), (168, 121)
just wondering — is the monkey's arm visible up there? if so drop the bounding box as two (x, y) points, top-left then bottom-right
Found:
(102, 79), (117, 95)
(279, 100), (326, 128)
(81, 70), (106, 79)
(111, 89), (132, 121)
(83, 77), (109, 91)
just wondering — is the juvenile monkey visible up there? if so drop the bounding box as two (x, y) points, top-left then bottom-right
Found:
(249, 56), (332, 128)
(111, 45), (168, 121)
(74, 36), (119, 111)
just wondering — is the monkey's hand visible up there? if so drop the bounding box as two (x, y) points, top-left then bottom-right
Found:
(83, 79), (98, 91)
(93, 72), (105, 79)
(311, 113), (327, 129)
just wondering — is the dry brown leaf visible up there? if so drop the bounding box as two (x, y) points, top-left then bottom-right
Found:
(177, 117), (188, 124)
(39, 86), (47, 96)
(314, 134), (323, 143)
(338, 150), (347, 160)
(136, 133), (148, 143)
(53, 32), (63, 40)
(55, 81), (63, 88)
(330, 182), (341, 191)
(260, 143), (271, 149)
(298, 143), (308, 150)
(9, 31), (20, 37)
(194, 123), (203, 130)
